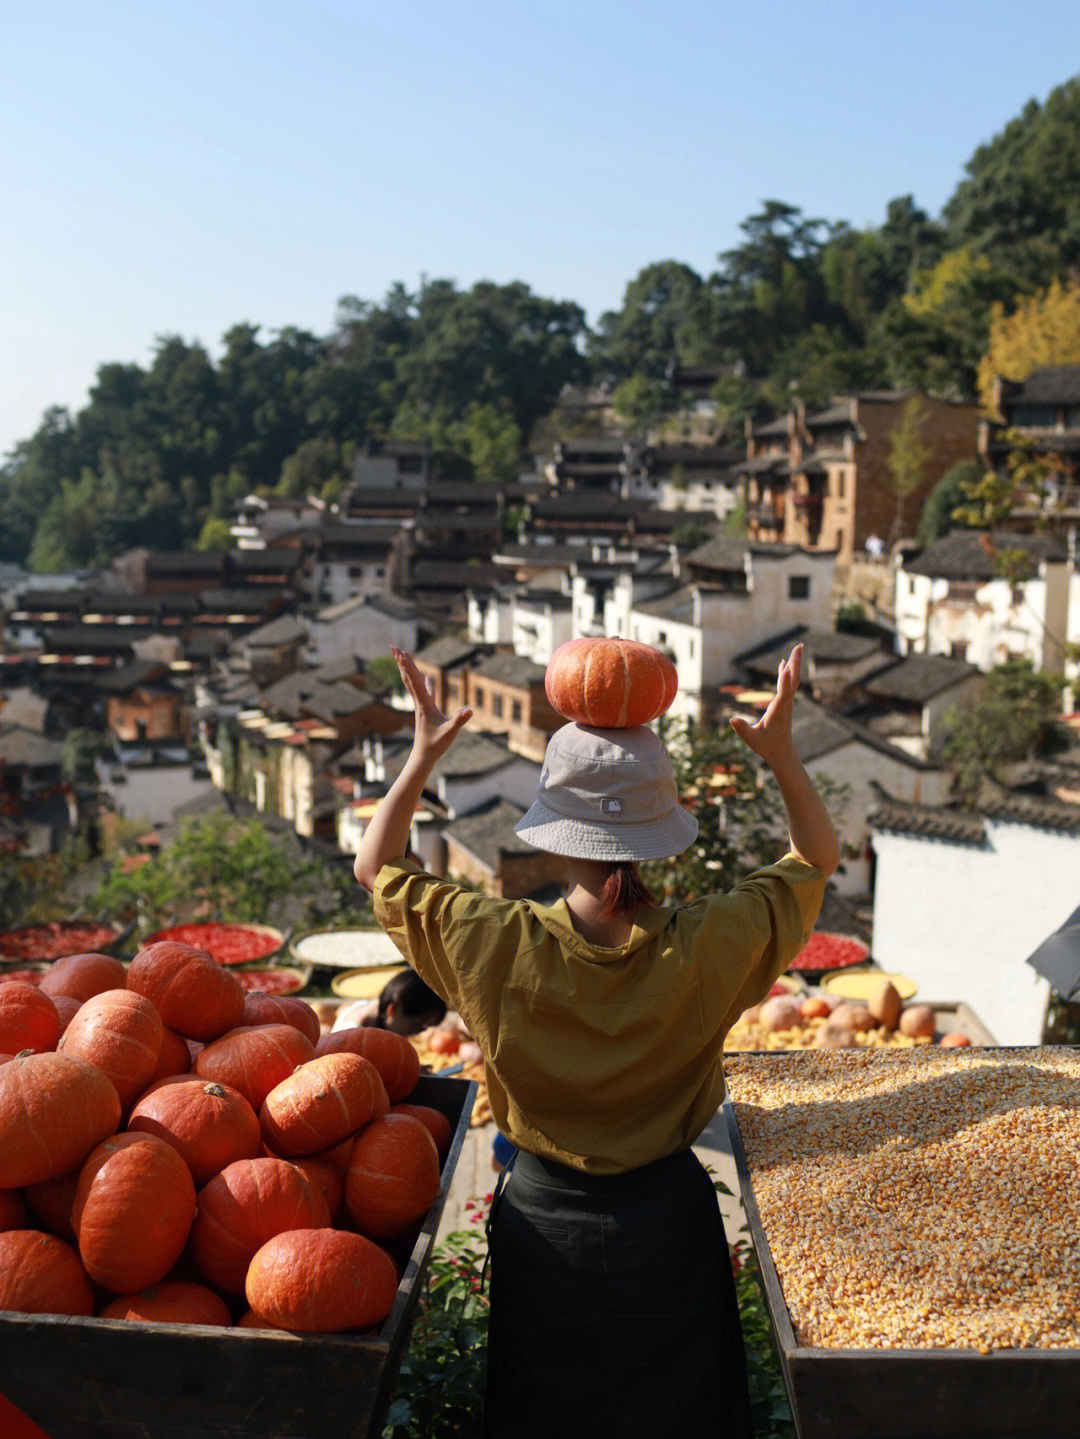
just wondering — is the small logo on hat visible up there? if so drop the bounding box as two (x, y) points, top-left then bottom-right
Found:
(601, 798), (622, 813)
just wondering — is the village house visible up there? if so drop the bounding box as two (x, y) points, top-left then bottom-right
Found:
(893, 529), (1071, 675)
(844, 652), (984, 761)
(741, 392), (980, 568)
(466, 569), (575, 661)
(413, 636), (492, 714)
(784, 699), (952, 898)
(305, 519), (399, 609)
(100, 659), (187, 744)
(978, 366), (1080, 535)
(236, 614), (308, 687)
(624, 538), (835, 723)
(442, 797), (565, 899)
(870, 783), (1080, 1046)
(464, 652), (564, 762)
(733, 626), (892, 708)
(625, 440), (744, 522)
(303, 592), (433, 671)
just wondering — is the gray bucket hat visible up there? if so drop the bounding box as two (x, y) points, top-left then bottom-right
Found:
(513, 722), (698, 862)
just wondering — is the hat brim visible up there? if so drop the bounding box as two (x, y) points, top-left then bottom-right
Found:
(513, 797), (698, 862)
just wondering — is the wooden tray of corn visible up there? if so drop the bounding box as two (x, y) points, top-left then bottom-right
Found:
(724, 1046), (1080, 1439)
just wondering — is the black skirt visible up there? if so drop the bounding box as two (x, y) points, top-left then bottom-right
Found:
(484, 1148), (754, 1439)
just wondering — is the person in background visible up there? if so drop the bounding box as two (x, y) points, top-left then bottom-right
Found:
(354, 643), (838, 1439)
(336, 968), (447, 1035)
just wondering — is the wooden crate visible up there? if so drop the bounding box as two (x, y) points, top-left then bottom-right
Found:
(725, 1049), (1080, 1439)
(0, 1076), (477, 1439)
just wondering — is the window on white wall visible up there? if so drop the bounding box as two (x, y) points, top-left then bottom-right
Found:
(788, 575), (810, 600)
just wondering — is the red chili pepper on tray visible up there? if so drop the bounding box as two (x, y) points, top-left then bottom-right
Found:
(788, 932), (869, 972)
(0, 922), (119, 961)
(144, 922), (282, 966)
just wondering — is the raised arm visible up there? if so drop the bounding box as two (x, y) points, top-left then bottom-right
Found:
(729, 644), (840, 877)
(353, 648), (472, 892)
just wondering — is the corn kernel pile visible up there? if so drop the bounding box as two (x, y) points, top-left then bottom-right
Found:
(726, 1047), (1080, 1352)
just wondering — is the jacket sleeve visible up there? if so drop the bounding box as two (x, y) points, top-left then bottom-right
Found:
(686, 854), (826, 1034)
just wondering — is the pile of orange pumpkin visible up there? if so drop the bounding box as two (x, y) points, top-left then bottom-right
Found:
(0, 943), (455, 1334)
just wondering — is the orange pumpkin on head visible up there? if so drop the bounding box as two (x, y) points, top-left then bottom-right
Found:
(545, 637), (678, 728)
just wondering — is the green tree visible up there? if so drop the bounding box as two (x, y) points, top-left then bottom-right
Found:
(62, 729), (111, 787)
(942, 660), (1065, 803)
(598, 261), (718, 378)
(196, 516), (234, 550)
(92, 812), (355, 935)
(917, 459), (985, 544)
(883, 396), (932, 544)
(455, 402), (522, 485)
(611, 374), (673, 438)
(944, 75), (1080, 289)
(641, 720), (788, 902)
(277, 436), (344, 497)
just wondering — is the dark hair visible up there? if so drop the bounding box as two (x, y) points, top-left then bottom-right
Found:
(599, 861), (658, 919)
(377, 969), (447, 1025)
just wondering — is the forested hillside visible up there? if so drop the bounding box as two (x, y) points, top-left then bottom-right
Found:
(4, 74), (1080, 573)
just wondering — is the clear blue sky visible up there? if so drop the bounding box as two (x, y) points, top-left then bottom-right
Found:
(4, 0), (1080, 459)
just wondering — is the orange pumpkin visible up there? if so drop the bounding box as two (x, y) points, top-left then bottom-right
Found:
(315, 1026), (418, 1102)
(246, 1228), (399, 1333)
(241, 993), (321, 1046)
(0, 1187), (27, 1231)
(291, 1157), (345, 1223)
(544, 636), (678, 728)
(260, 1052), (389, 1158)
(0, 981), (60, 1055)
(127, 941), (245, 1042)
(0, 1229), (95, 1315)
(145, 1024), (193, 1086)
(59, 988), (164, 1110)
(389, 1102), (454, 1163)
(73, 1132), (197, 1293)
(22, 1167), (81, 1242)
(39, 952), (128, 1004)
(189, 1156), (330, 1295)
(194, 1024), (315, 1113)
(98, 1279), (232, 1327)
(344, 1112), (441, 1240)
(0, 1052), (121, 1189)
(51, 993), (83, 1036)
(128, 1078), (262, 1186)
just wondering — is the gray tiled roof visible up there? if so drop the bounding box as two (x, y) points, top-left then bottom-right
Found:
(634, 585), (698, 623)
(863, 654), (980, 702)
(243, 615), (308, 648)
(442, 798), (532, 870)
(471, 652), (547, 687)
(738, 626), (886, 673)
(870, 784), (1080, 842)
(904, 530), (1068, 580)
(1004, 366), (1080, 407)
(415, 635), (485, 669)
(436, 731), (519, 780)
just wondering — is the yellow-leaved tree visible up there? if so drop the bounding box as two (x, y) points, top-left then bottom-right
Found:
(977, 277), (1080, 416)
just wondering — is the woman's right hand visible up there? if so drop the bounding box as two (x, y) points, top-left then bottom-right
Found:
(392, 647), (472, 766)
